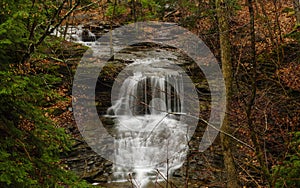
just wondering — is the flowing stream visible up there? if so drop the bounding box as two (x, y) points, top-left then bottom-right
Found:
(59, 25), (200, 187)
(51, 25), (97, 46)
(106, 59), (193, 187)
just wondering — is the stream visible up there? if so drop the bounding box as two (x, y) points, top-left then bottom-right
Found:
(58, 24), (224, 187)
(105, 58), (198, 187)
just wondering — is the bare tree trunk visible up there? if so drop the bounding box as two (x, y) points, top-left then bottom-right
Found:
(131, 0), (137, 22)
(246, 0), (272, 186)
(63, 0), (73, 40)
(257, 0), (277, 48)
(215, 0), (239, 187)
(294, 0), (300, 25)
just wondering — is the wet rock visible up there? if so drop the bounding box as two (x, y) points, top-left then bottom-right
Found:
(63, 140), (113, 182)
(173, 169), (183, 177)
(81, 29), (96, 42)
(64, 44), (215, 186)
(102, 117), (115, 126)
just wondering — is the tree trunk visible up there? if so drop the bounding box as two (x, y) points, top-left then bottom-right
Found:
(246, 0), (272, 186)
(294, 0), (300, 25)
(215, 0), (239, 187)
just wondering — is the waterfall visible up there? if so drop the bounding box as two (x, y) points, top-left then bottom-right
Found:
(50, 25), (96, 46)
(107, 59), (190, 187)
(107, 73), (183, 116)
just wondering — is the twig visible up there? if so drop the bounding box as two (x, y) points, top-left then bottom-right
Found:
(143, 113), (169, 142)
(156, 169), (178, 188)
(128, 173), (136, 188)
(49, 56), (65, 63)
(76, 0), (102, 10)
(142, 110), (254, 150)
(155, 178), (165, 188)
(236, 159), (262, 187)
(16, 138), (32, 161)
(164, 9), (179, 19)
(200, 116), (254, 150)
(37, 0), (80, 47)
(166, 141), (169, 188)
(177, 113), (255, 151)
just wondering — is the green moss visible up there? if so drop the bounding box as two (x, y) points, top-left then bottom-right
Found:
(273, 132), (300, 188)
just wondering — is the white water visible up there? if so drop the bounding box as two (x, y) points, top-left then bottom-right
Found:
(50, 25), (96, 46)
(60, 24), (201, 186)
(107, 59), (190, 187)
(56, 25), (193, 186)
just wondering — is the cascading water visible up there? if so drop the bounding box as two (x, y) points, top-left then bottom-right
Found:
(106, 59), (194, 187)
(51, 25), (96, 46)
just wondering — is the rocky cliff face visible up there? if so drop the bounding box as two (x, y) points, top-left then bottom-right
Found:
(54, 28), (223, 186)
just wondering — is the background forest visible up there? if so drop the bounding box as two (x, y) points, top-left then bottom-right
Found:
(0, 0), (299, 187)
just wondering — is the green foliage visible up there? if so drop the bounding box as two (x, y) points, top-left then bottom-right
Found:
(273, 132), (300, 187)
(0, 0), (80, 64)
(227, 0), (241, 11)
(105, 0), (161, 22)
(0, 67), (92, 187)
(0, 14), (28, 63)
(154, 0), (178, 18)
(0, 0), (92, 187)
(282, 7), (294, 14)
(105, 2), (127, 18)
(0, 1), (36, 63)
(80, 0), (93, 6)
(285, 29), (300, 43)
(140, 0), (160, 19)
